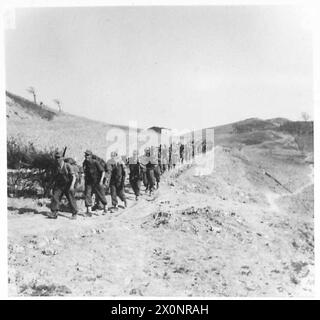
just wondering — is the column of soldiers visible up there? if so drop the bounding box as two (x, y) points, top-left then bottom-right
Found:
(49, 139), (201, 220)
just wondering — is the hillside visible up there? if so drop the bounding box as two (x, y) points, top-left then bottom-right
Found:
(7, 91), (313, 161)
(8, 145), (314, 297)
(6, 91), (314, 297)
(212, 117), (313, 156)
(6, 91), (58, 121)
(6, 91), (149, 161)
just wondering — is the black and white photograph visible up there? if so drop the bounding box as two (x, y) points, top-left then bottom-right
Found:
(2, 2), (317, 299)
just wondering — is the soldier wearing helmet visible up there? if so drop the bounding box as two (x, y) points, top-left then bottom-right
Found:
(140, 146), (157, 195)
(82, 150), (108, 216)
(128, 150), (143, 200)
(106, 151), (127, 211)
(49, 151), (78, 219)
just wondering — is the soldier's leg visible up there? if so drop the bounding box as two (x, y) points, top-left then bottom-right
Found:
(147, 169), (155, 193)
(154, 166), (160, 189)
(84, 184), (93, 215)
(142, 172), (148, 190)
(93, 184), (107, 206)
(129, 178), (137, 196)
(136, 179), (142, 197)
(65, 187), (78, 218)
(116, 185), (127, 207)
(93, 191), (103, 211)
(135, 179), (141, 200)
(50, 187), (63, 218)
(110, 184), (118, 207)
(130, 178), (141, 199)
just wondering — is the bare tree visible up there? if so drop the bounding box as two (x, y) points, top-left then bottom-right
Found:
(53, 99), (62, 112)
(26, 86), (37, 104)
(301, 112), (310, 122)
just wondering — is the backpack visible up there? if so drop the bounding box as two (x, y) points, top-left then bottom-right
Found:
(114, 162), (123, 180)
(64, 157), (81, 185)
(92, 154), (107, 171)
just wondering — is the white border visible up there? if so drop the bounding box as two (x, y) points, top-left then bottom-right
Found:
(0, 0), (319, 300)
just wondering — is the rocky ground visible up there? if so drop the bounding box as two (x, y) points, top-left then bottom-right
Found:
(7, 146), (314, 297)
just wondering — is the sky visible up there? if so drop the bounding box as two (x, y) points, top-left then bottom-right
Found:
(4, 5), (314, 130)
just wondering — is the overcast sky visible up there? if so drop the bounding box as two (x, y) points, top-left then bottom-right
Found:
(5, 6), (314, 130)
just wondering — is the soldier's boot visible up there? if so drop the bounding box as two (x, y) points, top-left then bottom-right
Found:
(135, 195), (139, 201)
(124, 199), (127, 208)
(92, 203), (103, 211)
(86, 206), (92, 217)
(49, 211), (58, 219)
(110, 205), (118, 213)
(71, 213), (77, 220)
(103, 204), (108, 214)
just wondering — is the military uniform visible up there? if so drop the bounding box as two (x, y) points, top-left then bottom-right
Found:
(179, 144), (185, 164)
(92, 154), (109, 210)
(171, 143), (179, 168)
(140, 150), (157, 194)
(154, 165), (161, 189)
(106, 154), (127, 208)
(128, 155), (143, 200)
(50, 154), (78, 219)
(160, 145), (169, 172)
(151, 147), (161, 189)
(83, 153), (107, 211)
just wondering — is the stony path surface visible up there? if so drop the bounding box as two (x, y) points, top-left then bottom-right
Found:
(7, 147), (314, 297)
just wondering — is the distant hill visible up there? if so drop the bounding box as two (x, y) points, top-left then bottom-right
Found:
(211, 117), (313, 153)
(6, 91), (313, 160)
(148, 126), (171, 134)
(266, 118), (290, 126)
(212, 117), (289, 135)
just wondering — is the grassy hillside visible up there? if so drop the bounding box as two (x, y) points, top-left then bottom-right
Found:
(6, 91), (152, 162)
(6, 91), (58, 121)
(212, 117), (313, 154)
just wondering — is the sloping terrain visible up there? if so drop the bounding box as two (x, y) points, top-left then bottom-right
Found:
(6, 91), (314, 297)
(6, 91), (148, 161)
(7, 145), (313, 297)
(6, 91), (58, 121)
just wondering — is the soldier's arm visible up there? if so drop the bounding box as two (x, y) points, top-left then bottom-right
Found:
(70, 175), (76, 191)
(120, 163), (126, 186)
(103, 161), (111, 184)
(67, 164), (77, 191)
(82, 161), (86, 180)
(94, 160), (105, 185)
(100, 171), (105, 185)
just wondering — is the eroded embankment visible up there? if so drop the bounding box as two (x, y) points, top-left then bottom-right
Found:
(8, 146), (314, 296)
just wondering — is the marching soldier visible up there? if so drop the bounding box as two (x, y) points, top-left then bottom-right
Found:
(171, 142), (179, 169)
(141, 147), (157, 195)
(50, 151), (78, 220)
(91, 154), (109, 211)
(151, 146), (161, 189)
(83, 150), (108, 216)
(160, 144), (169, 173)
(179, 143), (185, 164)
(128, 150), (143, 201)
(106, 151), (127, 211)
